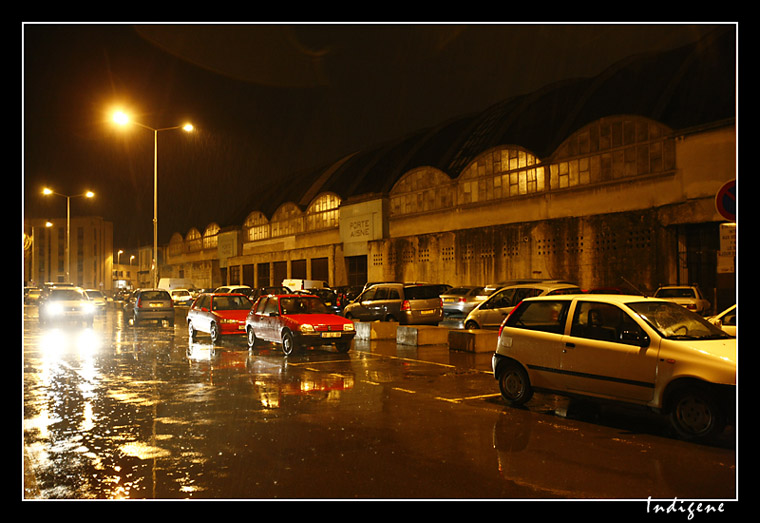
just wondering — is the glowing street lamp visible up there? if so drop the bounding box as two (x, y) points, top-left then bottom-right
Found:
(42, 187), (95, 282)
(112, 110), (194, 288)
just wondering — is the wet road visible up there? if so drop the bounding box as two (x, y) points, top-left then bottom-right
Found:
(23, 305), (736, 500)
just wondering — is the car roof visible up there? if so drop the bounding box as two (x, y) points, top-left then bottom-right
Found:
(522, 294), (666, 305)
(495, 282), (581, 291)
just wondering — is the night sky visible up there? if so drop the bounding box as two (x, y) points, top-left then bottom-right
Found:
(22, 23), (725, 250)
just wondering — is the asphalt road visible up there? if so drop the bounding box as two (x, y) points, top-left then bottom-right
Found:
(22, 305), (737, 502)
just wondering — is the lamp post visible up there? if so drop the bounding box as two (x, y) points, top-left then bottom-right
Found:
(112, 111), (193, 288)
(42, 187), (95, 283)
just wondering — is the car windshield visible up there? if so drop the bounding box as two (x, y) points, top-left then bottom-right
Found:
(627, 301), (730, 340)
(173, 290), (190, 297)
(280, 297), (329, 315)
(212, 295), (252, 310)
(49, 289), (85, 300)
(85, 290), (103, 298)
(404, 285), (442, 300)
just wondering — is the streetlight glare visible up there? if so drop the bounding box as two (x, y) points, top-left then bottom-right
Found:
(42, 187), (53, 195)
(113, 110), (130, 126)
(183, 123), (194, 132)
(85, 191), (95, 198)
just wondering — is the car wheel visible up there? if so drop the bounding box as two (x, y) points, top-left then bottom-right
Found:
(132, 312), (140, 326)
(188, 320), (197, 341)
(282, 330), (297, 356)
(210, 322), (221, 344)
(498, 361), (533, 406)
(336, 342), (350, 353)
(246, 326), (257, 349)
(465, 320), (479, 330)
(668, 385), (725, 441)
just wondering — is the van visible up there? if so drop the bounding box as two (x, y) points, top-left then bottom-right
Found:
(342, 283), (444, 325)
(158, 278), (196, 292)
(282, 279), (325, 291)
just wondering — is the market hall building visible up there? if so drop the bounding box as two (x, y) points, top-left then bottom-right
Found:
(163, 27), (736, 313)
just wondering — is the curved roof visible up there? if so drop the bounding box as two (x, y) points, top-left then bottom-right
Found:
(223, 27), (735, 226)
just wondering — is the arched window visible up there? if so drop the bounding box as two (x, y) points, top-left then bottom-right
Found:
(186, 228), (202, 252)
(306, 193), (341, 231)
(244, 211), (270, 242)
(457, 146), (545, 205)
(549, 115), (675, 189)
(271, 202), (304, 237)
(168, 232), (184, 256)
(203, 223), (220, 250)
(389, 167), (454, 216)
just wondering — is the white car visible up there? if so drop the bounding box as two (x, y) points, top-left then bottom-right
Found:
(653, 285), (711, 315)
(39, 287), (96, 326)
(465, 282), (582, 329)
(170, 288), (194, 307)
(707, 305), (736, 337)
(83, 289), (107, 311)
(492, 294), (735, 441)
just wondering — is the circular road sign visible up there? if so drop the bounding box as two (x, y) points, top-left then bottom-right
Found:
(715, 179), (736, 222)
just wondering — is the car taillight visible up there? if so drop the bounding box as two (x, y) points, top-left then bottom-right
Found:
(458, 297), (467, 303)
(137, 297), (142, 308)
(401, 300), (411, 311)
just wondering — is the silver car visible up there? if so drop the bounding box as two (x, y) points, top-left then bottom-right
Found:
(343, 283), (444, 325)
(123, 289), (175, 326)
(440, 286), (486, 316)
(38, 287), (96, 326)
(464, 282), (582, 329)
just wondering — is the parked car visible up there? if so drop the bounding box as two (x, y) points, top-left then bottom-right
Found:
(342, 283), (444, 325)
(653, 285), (711, 315)
(214, 285), (253, 298)
(440, 286), (487, 316)
(38, 286), (96, 326)
(24, 287), (42, 304)
(309, 287), (343, 314)
(123, 289), (174, 326)
(187, 293), (253, 343)
(707, 304), (736, 337)
(170, 288), (194, 307)
(248, 286), (292, 302)
(492, 294), (736, 441)
(83, 289), (107, 311)
(465, 282), (582, 329)
(246, 294), (355, 355)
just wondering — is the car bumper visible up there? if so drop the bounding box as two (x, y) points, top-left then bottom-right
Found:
(294, 331), (356, 346)
(134, 308), (174, 321)
(401, 309), (444, 325)
(219, 321), (247, 335)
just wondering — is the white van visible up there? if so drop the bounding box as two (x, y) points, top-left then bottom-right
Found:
(158, 278), (196, 292)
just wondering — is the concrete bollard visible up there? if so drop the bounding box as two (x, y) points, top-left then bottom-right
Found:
(448, 329), (499, 353)
(396, 325), (450, 346)
(354, 320), (399, 340)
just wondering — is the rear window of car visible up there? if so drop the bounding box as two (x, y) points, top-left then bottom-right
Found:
(404, 285), (442, 300)
(655, 288), (695, 298)
(505, 300), (570, 334)
(141, 291), (170, 300)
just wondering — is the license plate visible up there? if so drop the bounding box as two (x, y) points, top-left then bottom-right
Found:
(420, 309), (434, 315)
(149, 303), (163, 307)
(321, 332), (341, 338)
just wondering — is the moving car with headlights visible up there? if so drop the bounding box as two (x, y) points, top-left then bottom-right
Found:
(653, 285), (711, 315)
(707, 304), (736, 336)
(342, 283), (444, 325)
(246, 294), (355, 355)
(441, 286), (487, 316)
(123, 289), (174, 326)
(188, 292), (253, 343)
(38, 286), (95, 326)
(492, 294), (736, 441)
(465, 281), (581, 329)
(83, 289), (107, 311)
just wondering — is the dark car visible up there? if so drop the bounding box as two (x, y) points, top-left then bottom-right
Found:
(38, 286), (95, 326)
(187, 293), (253, 344)
(342, 283), (444, 325)
(246, 294), (355, 356)
(123, 289), (174, 326)
(248, 286), (292, 302)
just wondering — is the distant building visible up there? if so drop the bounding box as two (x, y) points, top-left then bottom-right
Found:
(163, 28), (737, 312)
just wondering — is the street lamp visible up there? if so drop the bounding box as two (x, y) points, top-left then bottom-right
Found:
(42, 187), (95, 283)
(112, 110), (193, 288)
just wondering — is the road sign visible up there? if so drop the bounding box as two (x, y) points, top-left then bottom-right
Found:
(715, 179), (736, 222)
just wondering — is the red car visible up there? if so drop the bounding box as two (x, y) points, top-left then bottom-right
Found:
(187, 293), (253, 343)
(246, 294), (355, 355)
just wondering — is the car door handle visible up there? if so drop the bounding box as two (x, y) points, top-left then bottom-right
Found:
(565, 342), (575, 348)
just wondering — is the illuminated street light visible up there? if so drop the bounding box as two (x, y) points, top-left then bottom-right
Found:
(112, 109), (194, 288)
(42, 187), (95, 282)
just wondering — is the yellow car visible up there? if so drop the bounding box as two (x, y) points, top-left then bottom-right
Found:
(492, 294), (735, 441)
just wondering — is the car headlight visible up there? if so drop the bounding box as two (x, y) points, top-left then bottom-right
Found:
(343, 323), (354, 331)
(46, 303), (63, 316)
(300, 324), (315, 333)
(83, 302), (96, 314)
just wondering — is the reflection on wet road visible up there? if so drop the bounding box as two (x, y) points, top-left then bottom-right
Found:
(23, 306), (736, 500)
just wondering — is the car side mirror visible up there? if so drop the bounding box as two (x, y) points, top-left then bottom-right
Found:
(620, 329), (650, 347)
